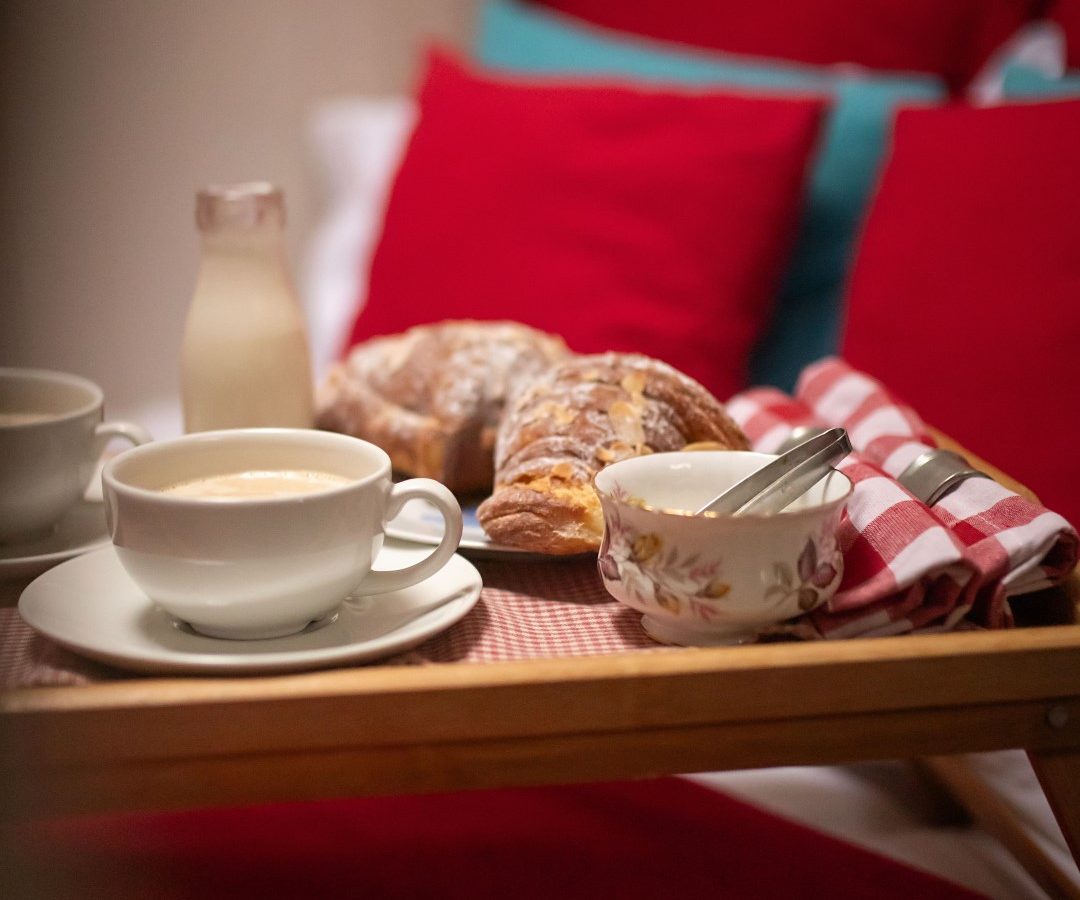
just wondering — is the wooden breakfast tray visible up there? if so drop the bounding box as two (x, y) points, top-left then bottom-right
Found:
(1, 435), (1078, 869)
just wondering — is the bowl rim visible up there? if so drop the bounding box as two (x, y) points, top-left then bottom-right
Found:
(592, 450), (853, 522)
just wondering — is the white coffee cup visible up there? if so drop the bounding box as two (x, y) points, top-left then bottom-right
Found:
(0, 368), (151, 544)
(101, 428), (464, 640)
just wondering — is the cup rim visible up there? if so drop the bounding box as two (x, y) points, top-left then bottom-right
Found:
(593, 449), (854, 522)
(102, 427), (391, 506)
(0, 367), (103, 426)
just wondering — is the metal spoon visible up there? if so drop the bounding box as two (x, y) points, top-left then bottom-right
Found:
(695, 427), (852, 516)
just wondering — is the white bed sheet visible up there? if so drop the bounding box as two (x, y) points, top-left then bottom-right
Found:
(691, 754), (1076, 898)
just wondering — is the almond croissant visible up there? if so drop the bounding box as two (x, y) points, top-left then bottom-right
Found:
(477, 353), (749, 555)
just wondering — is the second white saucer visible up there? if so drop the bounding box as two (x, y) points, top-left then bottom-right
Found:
(18, 540), (482, 675)
(0, 499), (110, 581)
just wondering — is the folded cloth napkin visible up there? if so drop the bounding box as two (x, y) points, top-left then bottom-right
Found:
(726, 358), (1078, 639)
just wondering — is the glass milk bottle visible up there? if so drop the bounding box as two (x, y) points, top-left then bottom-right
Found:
(181, 182), (315, 432)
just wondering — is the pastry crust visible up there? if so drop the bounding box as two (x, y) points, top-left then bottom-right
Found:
(316, 321), (569, 493)
(477, 353), (749, 555)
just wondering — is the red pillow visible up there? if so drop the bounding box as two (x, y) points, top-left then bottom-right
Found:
(532, 0), (1038, 91)
(841, 99), (1080, 526)
(346, 51), (825, 401)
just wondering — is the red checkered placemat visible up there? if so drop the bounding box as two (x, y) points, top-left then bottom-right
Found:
(0, 604), (125, 688)
(0, 556), (669, 690)
(3, 359), (1076, 688)
(391, 556), (664, 664)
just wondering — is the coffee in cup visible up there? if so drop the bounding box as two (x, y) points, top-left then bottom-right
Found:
(102, 428), (464, 640)
(0, 368), (151, 544)
(0, 412), (55, 426)
(161, 469), (353, 500)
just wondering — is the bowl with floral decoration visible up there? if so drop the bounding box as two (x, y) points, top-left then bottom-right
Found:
(594, 451), (852, 646)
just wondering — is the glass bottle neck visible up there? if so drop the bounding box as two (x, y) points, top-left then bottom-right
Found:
(199, 226), (287, 255)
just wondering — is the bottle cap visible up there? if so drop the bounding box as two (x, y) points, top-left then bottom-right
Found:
(196, 182), (284, 232)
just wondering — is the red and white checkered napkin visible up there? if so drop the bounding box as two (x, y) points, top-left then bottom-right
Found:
(726, 358), (1078, 638)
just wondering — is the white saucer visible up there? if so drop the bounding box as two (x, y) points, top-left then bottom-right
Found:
(388, 498), (552, 560)
(0, 499), (110, 581)
(18, 541), (482, 675)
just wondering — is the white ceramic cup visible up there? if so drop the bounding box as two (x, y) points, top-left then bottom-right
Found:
(0, 368), (151, 544)
(594, 451), (852, 646)
(102, 428), (464, 640)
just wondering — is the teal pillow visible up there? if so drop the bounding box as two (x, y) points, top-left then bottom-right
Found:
(1002, 62), (1080, 98)
(475, 0), (944, 392)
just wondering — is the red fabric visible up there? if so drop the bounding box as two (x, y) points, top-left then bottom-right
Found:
(4, 779), (981, 899)
(532, 0), (1038, 90)
(841, 100), (1080, 529)
(1049, 0), (1080, 68)
(346, 50), (825, 402)
(728, 361), (1077, 639)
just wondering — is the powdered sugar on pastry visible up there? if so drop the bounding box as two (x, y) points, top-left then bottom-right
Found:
(316, 321), (568, 493)
(478, 353), (749, 555)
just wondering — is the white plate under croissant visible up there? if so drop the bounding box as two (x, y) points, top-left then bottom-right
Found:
(387, 496), (552, 559)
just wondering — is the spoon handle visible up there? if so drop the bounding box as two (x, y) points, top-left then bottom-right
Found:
(695, 428), (852, 516)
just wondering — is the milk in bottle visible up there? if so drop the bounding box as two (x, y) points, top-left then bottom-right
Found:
(181, 182), (314, 432)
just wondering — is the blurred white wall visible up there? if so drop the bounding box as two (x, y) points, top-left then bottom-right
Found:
(0, 0), (476, 430)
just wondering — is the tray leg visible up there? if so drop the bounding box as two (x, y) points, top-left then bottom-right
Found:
(1029, 750), (1080, 867)
(919, 756), (1080, 900)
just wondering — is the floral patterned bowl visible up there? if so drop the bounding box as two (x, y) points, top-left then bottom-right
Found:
(594, 451), (852, 646)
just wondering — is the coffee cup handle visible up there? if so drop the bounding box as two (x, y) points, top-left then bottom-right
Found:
(93, 420), (153, 456)
(358, 478), (463, 595)
(86, 421), (153, 502)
